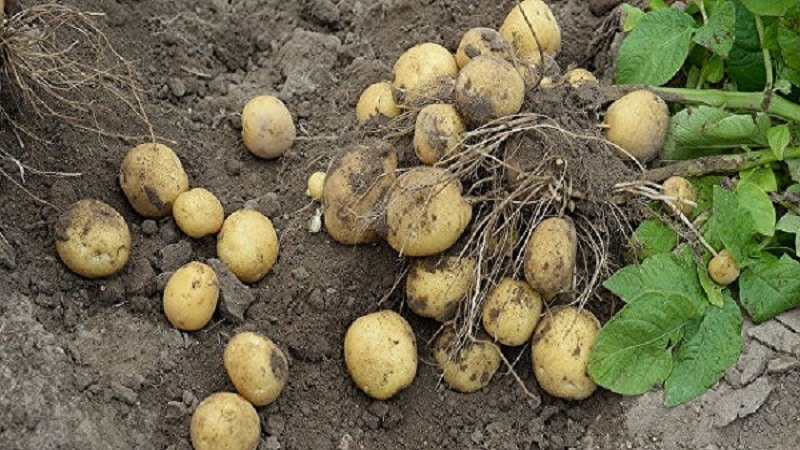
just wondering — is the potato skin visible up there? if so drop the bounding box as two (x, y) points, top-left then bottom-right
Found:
(662, 176), (696, 216)
(565, 68), (597, 87)
(190, 392), (260, 450)
(455, 27), (514, 69)
(217, 209), (279, 283)
(523, 217), (577, 300)
(604, 90), (669, 163)
(392, 43), (458, 101)
(406, 256), (476, 321)
(172, 188), (225, 238)
(356, 81), (401, 123)
(433, 327), (501, 393)
(709, 249), (739, 285)
(482, 277), (543, 346)
(531, 306), (600, 400)
(224, 331), (289, 406)
(344, 310), (418, 400)
(241, 95), (296, 159)
(306, 171), (326, 201)
(162, 261), (219, 331)
(54, 199), (131, 278)
(499, 0), (562, 64)
(455, 55), (525, 127)
(413, 103), (466, 165)
(119, 143), (189, 218)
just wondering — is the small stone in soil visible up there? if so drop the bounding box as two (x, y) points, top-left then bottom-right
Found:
(159, 240), (193, 272)
(207, 258), (255, 323)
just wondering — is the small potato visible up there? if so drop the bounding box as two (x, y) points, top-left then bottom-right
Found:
(433, 326), (501, 393)
(190, 392), (260, 450)
(241, 95), (296, 159)
(406, 256), (476, 321)
(662, 176), (696, 216)
(224, 331), (289, 406)
(482, 278), (543, 346)
(499, 0), (562, 64)
(523, 217), (577, 300)
(531, 306), (600, 400)
(356, 81), (401, 123)
(54, 199), (131, 278)
(172, 188), (225, 239)
(306, 171), (326, 201)
(162, 261), (219, 331)
(392, 43), (458, 101)
(385, 167), (473, 257)
(217, 209), (279, 283)
(455, 55), (525, 127)
(413, 103), (466, 165)
(119, 143), (189, 218)
(604, 90), (669, 163)
(709, 249), (739, 285)
(455, 27), (514, 69)
(565, 68), (598, 87)
(344, 310), (418, 400)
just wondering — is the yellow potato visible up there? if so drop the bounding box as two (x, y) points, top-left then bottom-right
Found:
(523, 217), (577, 300)
(344, 310), (417, 400)
(306, 171), (326, 201)
(455, 55), (525, 126)
(531, 306), (600, 400)
(392, 42), (458, 101)
(54, 199), (131, 278)
(190, 392), (260, 450)
(604, 90), (669, 163)
(433, 326), (501, 393)
(405, 256), (476, 321)
(162, 261), (219, 331)
(355, 81), (401, 123)
(482, 277), (543, 346)
(119, 143), (189, 218)
(413, 103), (466, 165)
(455, 27), (514, 69)
(241, 95), (296, 159)
(565, 68), (598, 87)
(709, 249), (739, 285)
(217, 209), (279, 283)
(224, 331), (289, 406)
(662, 176), (696, 216)
(499, 0), (562, 64)
(172, 188), (225, 239)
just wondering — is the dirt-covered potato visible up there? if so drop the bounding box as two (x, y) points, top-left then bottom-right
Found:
(565, 68), (597, 87)
(54, 199), (131, 278)
(709, 249), (739, 285)
(172, 188), (225, 239)
(323, 143), (397, 245)
(385, 167), (473, 257)
(356, 81), (401, 123)
(433, 326), (502, 393)
(306, 171), (326, 201)
(413, 103), (466, 165)
(499, 0), (562, 64)
(455, 27), (514, 69)
(241, 95), (296, 159)
(523, 217), (577, 300)
(224, 331), (289, 407)
(662, 176), (696, 216)
(162, 261), (219, 331)
(190, 392), (260, 450)
(217, 209), (279, 283)
(531, 306), (600, 400)
(344, 310), (417, 400)
(482, 277), (543, 346)
(406, 255), (476, 321)
(119, 142), (189, 218)
(604, 90), (669, 163)
(455, 55), (525, 126)
(392, 42), (458, 101)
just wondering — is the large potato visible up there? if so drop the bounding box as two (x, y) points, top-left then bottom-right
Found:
(224, 331), (289, 406)
(172, 188), (225, 238)
(604, 90), (669, 163)
(406, 255), (476, 322)
(413, 103), (466, 165)
(344, 310), (417, 400)
(482, 277), (543, 346)
(392, 43), (458, 101)
(499, 0), (562, 64)
(54, 199), (130, 278)
(523, 217), (577, 300)
(119, 143), (189, 218)
(322, 143), (397, 245)
(455, 55), (525, 127)
(531, 306), (600, 400)
(217, 209), (279, 283)
(190, 392), (260, 450)
(385, 167), (472, 257)
(356, 81), (401, 123)
(455, 27), (514, 69)
(241, 95), (296, 159)
(433, 326), (502, 393)
(162, 261), (219, 331)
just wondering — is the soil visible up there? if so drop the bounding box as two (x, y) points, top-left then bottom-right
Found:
(2, 1), (800, 449)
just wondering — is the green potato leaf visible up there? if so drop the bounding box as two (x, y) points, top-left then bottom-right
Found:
(736, 180), (775, 237)
(727, 0), (767, 91)
(739, 254), (800, 322)
(661, 106), (769, 160)
(693, 0), (737, 57)
(776, 214), (800, 256)
(767, 124), (791, 160)
(627, 218), (679, 262)
(604, 250), (706, 304)
(622, 4), (646, 32)
(739, 0), (798, 17)
(739, 166), (778, 192)
(697, 261), (725, 307)
(711, 185), (765, 266)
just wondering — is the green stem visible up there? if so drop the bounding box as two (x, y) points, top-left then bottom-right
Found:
(643, 147), (800, 182)
(754, 15), (773, 93)
(650, 87), (800, 123)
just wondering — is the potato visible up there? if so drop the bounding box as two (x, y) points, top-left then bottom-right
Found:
(306, 171), (326, 201)
(392, 42), (458, 101)
(54, 199), (131, 278)
(482, 277), (543, 346)
(241, 95), (296, 159)
(523, 217), (577, 300)
(356, 81), (401, 123)
(604, 90), (669, 163)
(322, 143), (397, 245)
(217, 209), (279, 283)
(406, 256), (476, 321)
(455, 55), (525, 126)
(344, 310), (417, 400)
(190, 392), (260, 450)
(413, 103), (466, 165)
(162, 261), (219, 331)
(172, 188), (225, 239)
(662, 176), (696, 216)
(565, 68), (597, 87)
(531, 306), (600, 400)
(224, 331), (289, 406)
(433, 326), (501, 393)
(499, 0), (562, 64)
(119, 143), (189, 218)
(709, 249), (739, 285)
(455, 27), (514, 69)
(385, 167), (473, 257)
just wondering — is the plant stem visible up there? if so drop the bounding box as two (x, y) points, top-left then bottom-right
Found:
(643, 147), (800, 182)
(754, 15), (773, 94)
